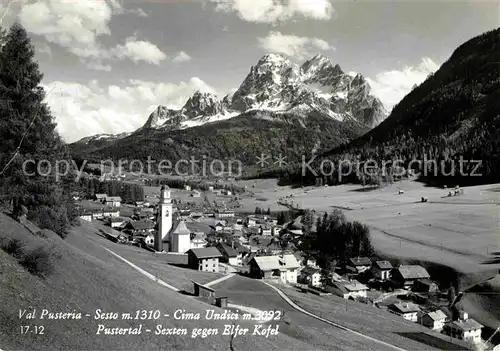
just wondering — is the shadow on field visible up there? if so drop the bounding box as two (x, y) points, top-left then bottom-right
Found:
(169, 263), (190, 269)
(395, 332), (468, 350)
(348, 187), (379, 193)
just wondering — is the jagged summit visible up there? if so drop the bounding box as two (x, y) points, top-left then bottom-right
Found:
(133, 53), (387, 132)
(182, 91), (223, 118)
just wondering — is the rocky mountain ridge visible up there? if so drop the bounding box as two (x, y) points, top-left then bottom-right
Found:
(137, 53), (386, 134)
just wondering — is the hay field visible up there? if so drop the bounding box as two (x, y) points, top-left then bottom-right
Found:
(235, 179), (500, 274)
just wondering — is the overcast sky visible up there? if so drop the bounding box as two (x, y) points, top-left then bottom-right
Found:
(1, 0), (498, 142)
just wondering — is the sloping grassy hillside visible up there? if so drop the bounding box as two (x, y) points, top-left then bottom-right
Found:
(0, 213), (313, 350)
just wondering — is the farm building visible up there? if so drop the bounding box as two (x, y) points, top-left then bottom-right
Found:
(346, 257), (372, 274)
(216, 243), (239, 265)
(388, 302), (421, 322)
(248, 254), (300, 284)
(418, 310), (447, 331)
(187, 247), (223, 273)
(390, 265), (431, 289)
(371, 260), (393, 280)
(442, 312), (483, 344)
(192, 281), (216, 305)
(327, 280), (368, 300)
(299, 267), (322, 287)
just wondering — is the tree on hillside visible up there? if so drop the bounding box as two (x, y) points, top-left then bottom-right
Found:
(301, 209), (314, 235)
(0, 23), (74, 237)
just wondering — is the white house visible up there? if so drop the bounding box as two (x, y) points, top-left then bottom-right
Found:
(145, 233), (155, 246)
(300, 267), (322, 287)
(249, 255), (300, 284)
(419, 310), (447, 331)
(388, 303), (421, 322)
(185, 185), (192, 191)
(329, 280), (369, 299)
(371, 260), (393, 280)
(443, 312), (483, 345)
(246, 216), (257, 227)
(105, 196), (121, 207)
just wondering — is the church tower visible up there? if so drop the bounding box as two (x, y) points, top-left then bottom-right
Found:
(155, 186), (173, 252)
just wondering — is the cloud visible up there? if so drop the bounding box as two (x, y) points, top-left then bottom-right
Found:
(108, 0), (148, 17)
(19, 0), (112, 59)
(86, 61), (112, 72)
(257, 31), (333, 60)
(172, 51), (192, 63)
(18, 0), (157, 64)
(367, 57), (440, 111)
(210, 0), (333, 23)
(34, 42), (52, 58)
(43, 78), (218, 143)
(111, 37), (167, 65)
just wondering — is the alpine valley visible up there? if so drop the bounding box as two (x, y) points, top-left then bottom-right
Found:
(70, 53), (387, 170)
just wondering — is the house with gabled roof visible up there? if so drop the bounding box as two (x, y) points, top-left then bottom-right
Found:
(371, 260), (393, 280)
(216, 242), (239, 266)
(187, 247), (223, 273)
(388, 302), (421, 322)
(328, 279), (369, 300)
(299, 266), (322, 287)
(418, 310), (447, 330)
(346, 257), (372, 274)
(248, 254), (300, 284)
(443, 312), (483, 344)
(390, 265), (431, 289)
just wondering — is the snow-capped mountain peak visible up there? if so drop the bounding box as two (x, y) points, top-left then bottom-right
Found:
(139, 53), (388, 132)
(182, 91), (223, 118)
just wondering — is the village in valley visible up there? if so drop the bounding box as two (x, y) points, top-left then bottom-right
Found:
(72, 168), (497, 350)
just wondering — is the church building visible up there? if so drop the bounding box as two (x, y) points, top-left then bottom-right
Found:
(154, 186), (194, 254)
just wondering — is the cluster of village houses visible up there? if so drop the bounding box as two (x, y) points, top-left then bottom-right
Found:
(77, 186), (486, 347)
